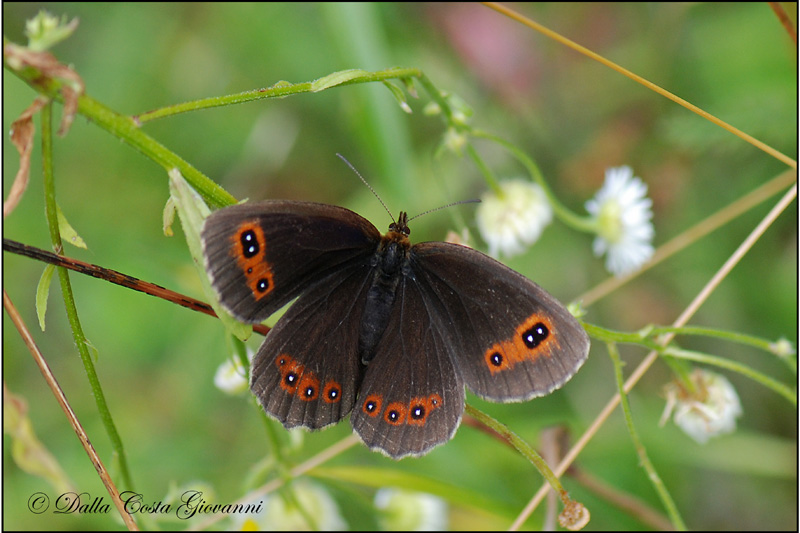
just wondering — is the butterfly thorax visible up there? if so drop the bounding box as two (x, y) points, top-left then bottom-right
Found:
(358, 219), (412, 365)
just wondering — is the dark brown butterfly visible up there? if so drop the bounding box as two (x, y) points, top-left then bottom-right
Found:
(201, 200), (589, 459)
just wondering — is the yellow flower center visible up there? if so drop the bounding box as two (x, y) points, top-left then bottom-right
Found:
(596, 200), (623, 243)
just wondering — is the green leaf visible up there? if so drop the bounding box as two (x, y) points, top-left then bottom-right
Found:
(311, 69), (370, 92)
(162, 196), (176, 237)
(381, 81), (412, 114)
(84, 338), (100, 363)
(35, 264), (56, 331)
(168, 168), (251, 342)
(4, 387), (75, 494)
(56, 203), (87, 249)
(400, 76), (418, 98)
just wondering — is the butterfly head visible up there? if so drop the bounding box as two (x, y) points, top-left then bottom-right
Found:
(388, 211), (411, 238)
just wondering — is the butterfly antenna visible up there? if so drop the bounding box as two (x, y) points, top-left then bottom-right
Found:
(336, 153), (395, 223)
(407, 199), (481, 222)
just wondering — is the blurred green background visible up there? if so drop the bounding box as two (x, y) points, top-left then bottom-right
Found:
(3, 3), (796, 530)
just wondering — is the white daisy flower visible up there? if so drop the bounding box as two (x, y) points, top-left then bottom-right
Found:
(585, 166), (654, 277)
(375, 488), (448, 531)
(475, 179), (553, 258)
(661, 369), (743, 444)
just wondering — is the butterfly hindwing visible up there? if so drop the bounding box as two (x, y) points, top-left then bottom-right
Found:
(350, 274), (465, 459)
(410, 241), (590, 402)
(201, 200), (380, 323)
(250, 263), (374, 429)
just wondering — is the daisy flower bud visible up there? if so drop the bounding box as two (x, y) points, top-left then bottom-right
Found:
(476, 179), (553, 258)
(25, 11), (79, 52)
(585, 166), (654, 277)
(442, 127), (467, 154)
(213, 351), (252, 395)
(769, 337), (795, 358)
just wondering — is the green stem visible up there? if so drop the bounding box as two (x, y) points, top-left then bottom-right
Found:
(260, 404), (287, 465)
(653, 324), (797, 380)
(415, 72), (457, 125)
(464, 141), (502, 194)
(41, 102), (136, 493)
(651, 325), (795, 358)
(5, 53), (236, 209)
(471, 130), (597, 233)
(417, 75), (596, 228)
(6, 54), (431, 210)
(582, 322), (655, 345)
(659, 354), (697, 395)
(465, 404), (568, 498)
(607, 342), (686, 531)
(134, 67), (423, 123)
(584, 321), (795, 403)
(232, 335), (250, 374)
(664, 347), (797, 406)
(78, 94), (237, 209)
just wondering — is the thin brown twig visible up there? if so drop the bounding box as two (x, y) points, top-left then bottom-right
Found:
(2, 238), (270, 336)
(570, 468), (674, 531)
(3, 290), (139, 531)
(769, 2), (797, 44)
(539, 427), (673, 530)
(482, 2), (797, 170)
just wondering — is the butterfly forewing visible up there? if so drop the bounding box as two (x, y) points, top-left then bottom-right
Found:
(350, 275), (465, 459)
(410, 242), (590, 402)
(202, 200), (381, 323)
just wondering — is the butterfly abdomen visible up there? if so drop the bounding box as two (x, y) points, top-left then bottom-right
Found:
(358, 232), (410, 365)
